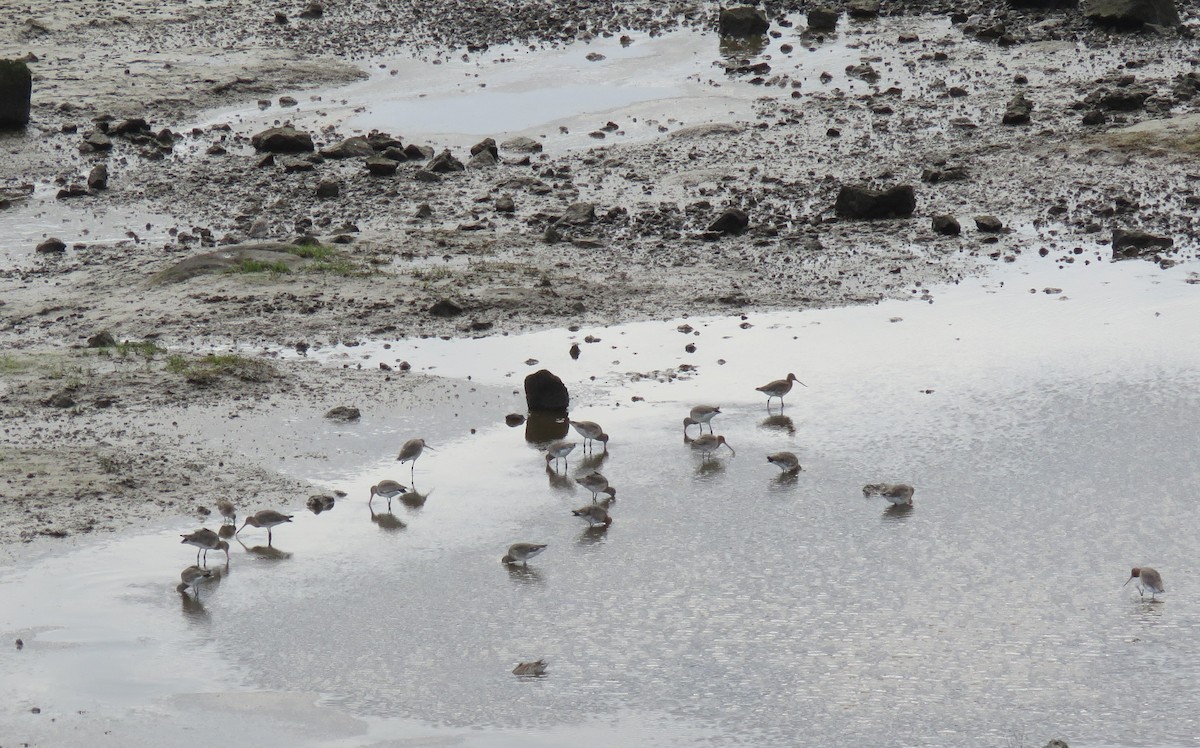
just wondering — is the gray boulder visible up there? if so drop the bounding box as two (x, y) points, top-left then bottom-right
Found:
(500, 136), (543, 153)
(1112, 228), (1173, 259)
(559, 202), (596, 226)
(320, 136), (374, 159)
(87, 163), (109, 190)
(250, 126), (314, 153)
(708, 207), (749, 235)
(1083, 0), (1180, 26)
(932, 215), (961, 235)
(808, 7), (840, 31)
(424, 149), (465, 173)
(848, 0), (881, 17)
(834, 185), (916, 219)
(719, 6), (770, 36)
(0, 59), (32, 129)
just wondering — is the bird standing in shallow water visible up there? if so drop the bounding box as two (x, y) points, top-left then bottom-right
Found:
(569, 420), (609, 452)
(767, 452), (801, 473)
(545, 440), (577, 469)
(502, 543), (548, 566)
(1124, 567), (1165, 599)
(756, 373), (806, 409)
(863, 483), (914, 506)
(181, 528), (230, 566)
(683, 405), (721, 435)
(369, 480), (407, 511)
(216, 500), (237, 525)
(512, 659), (548, 676)
(237, 509), (293, 545)
(397, 438), (433, 476)
(689, 434), (735, 460)
(572, 504), (612, 527)
(176, 565), (212, 594)
(575, 471), (616, 501)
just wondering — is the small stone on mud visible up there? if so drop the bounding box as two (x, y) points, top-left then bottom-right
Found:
(569, 343), (581, 359)
(429, 298), (464, 317)
(87, 330), (116, 347)
(15, 639), (23, 650)
(505, 413), (526, 427)
(315, 179), (340, 198)
(324, 406), (361, 422)
(932, 215), (961, 236)
(36, 237), (66, 254)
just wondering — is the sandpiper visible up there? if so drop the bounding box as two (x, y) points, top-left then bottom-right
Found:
(502, 542), (548, 566)
(572, 503), (612, 527)
(767, 452), (801, 473)
(683, 405), (721, 434)
(756, 373), (806, 408)
(237, 509), (293, 545)
(181, 528), (230, 566)
(1124, 567), (1165, 599)
(397, 438), (434, 475)
(575, 471), (617, 501)
(690, 434), (735, 459)
(176, 565), (212, 594)
(216, 500), (237, 525)
(369, 480), (408, 511)
(545, 440), (577, 469)
(569, 420), (609, 451)
(863, 483), (914, 506)
(512, 659), (548, 676)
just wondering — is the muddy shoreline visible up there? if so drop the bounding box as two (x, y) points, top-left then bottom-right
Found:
(2, 1), (1198, 554)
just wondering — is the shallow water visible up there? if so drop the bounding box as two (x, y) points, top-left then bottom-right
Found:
(3, 243), (1199, 747)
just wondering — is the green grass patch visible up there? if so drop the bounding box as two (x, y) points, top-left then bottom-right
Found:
(0, 354), (29, 375)
(306, 258), (362, 276)
(233, 258), (291, 274)
(286, 243), (336, 260)
(167, 352), (278, 385)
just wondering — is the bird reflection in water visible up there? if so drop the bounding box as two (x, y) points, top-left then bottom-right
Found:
(696, 458), (727, 477)
(577, 524), (610, 545)
(545, 464), (576, 492)
(505, 563), (545, 585)
(577, 450), (610, 472)
(368, 503), (407, 532)
(771, 469), (800, 487)
(235, 536), (293, 560)
(881, 503), (915, 522)
(179, 590), (208, 619)
(306, 494), (336, 515)
(399, 488), (430, 510)
(759, 414), (796, 435)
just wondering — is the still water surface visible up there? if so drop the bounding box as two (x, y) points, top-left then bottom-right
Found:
(2, 253), (1199, 747)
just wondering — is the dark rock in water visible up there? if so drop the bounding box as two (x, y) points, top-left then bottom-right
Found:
(315, 179), (340, 198)
(974, 215), (1004, 232)
(719, 6), (770, 36)
(569, 343), (581, 359)
(1002, 93), (1033, 125)
(250, 126), (314, 153)
(470, 137), (499, 160)
(807, 7), (840, 31)
(429, 298), (464, 317)
(320, 136), (373, 159)
(848, 0), (881, 17)
(932, 215), (961, 235)
(921, 165), (969, 183)
(365, 156), (399, 176)
(111, 118), (150, 136)
(306, 494), (336, 514)
(708, 207), (749, 235)
(84, 131), (112, 151)
(524, 369), (569, 411)
(1112, 228), (1173, 259)
(1095, 87), (1152, 111)
(56, 185), (88, 199)
(500, 135), (543, 153)
(324, 405), (360, 422)
(559, 202), (596, 226)
(1083, 0), (1180, 27)
(0, 59), (32, 129)
(367, 132), (403, 151)
(404, 143), (434, 160)
(299, 1), (324, 19)
(87, 163), (109, 189)
(834, 185), (916, 219)
(425, 148), (465, 173)
(36, 237), (66, 254)
(87, 330), (116, 348)
(505, 413), (526, 427)
(380, 146), (407, 162)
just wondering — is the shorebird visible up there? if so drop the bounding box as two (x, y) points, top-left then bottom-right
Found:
(569, 420), (609, 451)
(545, 440), (577, 469)
(767, 451), (801, 473)
(863, 483), (914, 506)
(512, 659), (548, 676)
(502, 542), (548, 566)
(1124, 567), (1165, 599)
(756, 372), (806, 408)
(181, 528), (230, 566)
(369, 480), (408, 511)
(397, 438), (434, 475)
(216, 500), (237, 525)
(683, 405), (721, 434)
(575, 471), (617, 501)
(690, 434), (735, 459)
(572, 503), (612, 527)
(237, 509), (293, 545)
(176, 565), (213, 594)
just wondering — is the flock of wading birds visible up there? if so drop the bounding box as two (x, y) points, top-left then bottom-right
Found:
(175, 371), (1167, 677)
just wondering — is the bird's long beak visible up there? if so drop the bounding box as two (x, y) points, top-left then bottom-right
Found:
(424, 444), (437, 451)
(1122, 577), (1132, 587)
(235, 520), (247, 535)
(798, 380), (808, 387)
(725, 443), (737, 456)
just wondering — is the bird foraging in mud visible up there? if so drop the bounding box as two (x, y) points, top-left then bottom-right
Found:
(369, 480), (408, 511)
(683, 405), (721, 434)
(180, 528), (230, 566)
(236, 509), (293, 545)
(545, 440), (577, 469)
(569, 420), (609, 452)
(575, 471), (616, 502)
(572, 504), (612, 528)
(767, 452), (801, 473)
(1124, 567), (1165, 600)
(862, 483), (914, 506)
(396, 438), (434, 476)
(688, 434), (735, 460)
(756, 373), (805, 408)
(176, 565), (212, 594)
(512, 659), (548, 676)
(502, 543), (548, 567)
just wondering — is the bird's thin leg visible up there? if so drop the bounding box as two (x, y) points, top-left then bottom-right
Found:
(268, 528), (273, 546)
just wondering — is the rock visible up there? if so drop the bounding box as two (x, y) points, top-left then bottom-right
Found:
(524, 369), (569, 411)
(429, 298), (464, 317)
(1044, 741), (1069, 748)
(414, 169), (442, 184)
(708, 207), (749, 235)
(1112, 228), (1173, 259)
(848, 0), (881, 17)
(719, 6), (770, 36)
(470, 137), (498, 160)
(834, 185), (916, 219)
(424, 149), (465, 173)
(56, 185), (87, 199)
(250, 126), (314, 153)
(495, 195), (515, 212)
(807, 7), (840, 31)
(111, 118), (150, 136)
(87, 331), (116, 348)
(559, 202), (596, 226)
(500, 136), (543, 153)
(932, 215), (961, 235)
(364, 156), (399, 176)
(414, 203), (433, 218)
(367, 132), (403, 151)
(380, 146), (408, 162)
(1083, 0), (1180, 27)
(306, 494), (336, 514)
(35, 237), (66, 254)
(974, 215), (1004, 232)
(84, 131), (112, 151)
(281, 157), (314, 173)
(315, 179), (340, 198)
(298, 1), (324, 19)
(0, 59), (32, 129)
(467, 149), (497, 168)
(1002, 93), (1033, 125)
(324, 406), (360, 422)
(320, 136), (374, 159)
(404, 143), (434, 160)
(921, 165), (969, 183)
(45, 390), (76, 408)
(1097, 88), (1152, 111)
(1082, 110), (1108, 125)
(505, 413), (526, 427)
